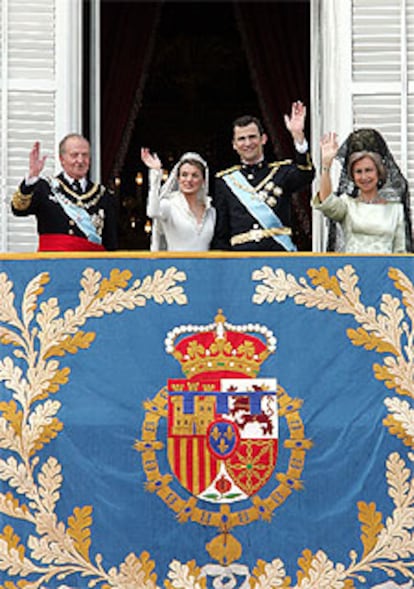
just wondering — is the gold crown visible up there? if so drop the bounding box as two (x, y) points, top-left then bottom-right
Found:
(165, 309), (276, 379)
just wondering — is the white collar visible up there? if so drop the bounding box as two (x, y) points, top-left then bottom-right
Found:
(63, 172), (87, 191)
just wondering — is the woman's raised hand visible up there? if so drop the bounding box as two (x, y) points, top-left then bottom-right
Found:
(318, 132), (338, 202)
(320, 132), (339, 167)
(141, 147), (162, 170)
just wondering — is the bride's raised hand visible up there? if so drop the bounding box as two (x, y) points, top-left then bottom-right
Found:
(141, 147), (162, 170)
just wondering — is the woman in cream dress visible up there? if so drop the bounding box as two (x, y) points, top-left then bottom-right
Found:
(141, 148), (215, 251)
(313, 129), (412, 253)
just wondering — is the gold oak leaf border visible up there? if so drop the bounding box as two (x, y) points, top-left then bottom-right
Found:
(234, 263), (414, 589)
(0, 266), (187, 589)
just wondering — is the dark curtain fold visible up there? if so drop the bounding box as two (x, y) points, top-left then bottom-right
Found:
(101, 1), (162, 184)
(234, 0), (312, 249)
(233, 0), (310, 157)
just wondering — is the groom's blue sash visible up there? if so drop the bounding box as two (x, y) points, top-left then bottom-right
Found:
(223, 170), (296, 251)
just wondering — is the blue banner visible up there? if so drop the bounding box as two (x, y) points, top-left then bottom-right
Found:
(0, 253), (413, 589)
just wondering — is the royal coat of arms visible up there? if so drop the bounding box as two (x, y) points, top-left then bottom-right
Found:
(136, 309), (310, 566)
(167, 377), (278, 503)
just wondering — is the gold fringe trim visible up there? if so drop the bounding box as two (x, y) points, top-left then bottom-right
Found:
(12, 189), (32, 211)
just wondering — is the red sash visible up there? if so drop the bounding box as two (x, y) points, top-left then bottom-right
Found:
(38, 234), (106, 252)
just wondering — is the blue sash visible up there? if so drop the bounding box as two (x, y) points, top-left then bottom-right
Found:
(223, 170), (296, 251)
(55, 193), (102, 244)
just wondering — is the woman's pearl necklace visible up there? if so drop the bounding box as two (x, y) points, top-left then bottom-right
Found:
(359, 195), (384, 204)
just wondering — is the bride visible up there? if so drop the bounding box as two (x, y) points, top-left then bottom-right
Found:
(141, 148), (216, 251)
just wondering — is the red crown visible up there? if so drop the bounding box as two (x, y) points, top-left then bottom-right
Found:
(165, 309), (276, 379)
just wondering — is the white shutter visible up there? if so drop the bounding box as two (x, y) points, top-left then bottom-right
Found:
(0, 0), (82, 253)
(406, 1), (414, 203)
(352, 0), (406, 167)
(312, 0), (414, 250)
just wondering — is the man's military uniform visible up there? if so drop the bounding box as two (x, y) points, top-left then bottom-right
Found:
(12, 173), (118, 251)
(211, 149), (314, 251)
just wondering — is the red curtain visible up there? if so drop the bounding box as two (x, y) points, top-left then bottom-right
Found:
(101, 1), (162, 183)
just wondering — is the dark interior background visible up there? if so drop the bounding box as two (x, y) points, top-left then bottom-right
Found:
(84, 0), (311, 250)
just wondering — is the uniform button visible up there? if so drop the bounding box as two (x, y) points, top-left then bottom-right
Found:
(69, 220), (75, 226)
(68, 229), (74, 235)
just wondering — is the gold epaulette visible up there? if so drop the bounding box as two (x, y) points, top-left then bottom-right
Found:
(12, 188), (33, 211)
(215, 164), (242, 178)
(269, 159), (293, 169)
(269, 153), (313, 172)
